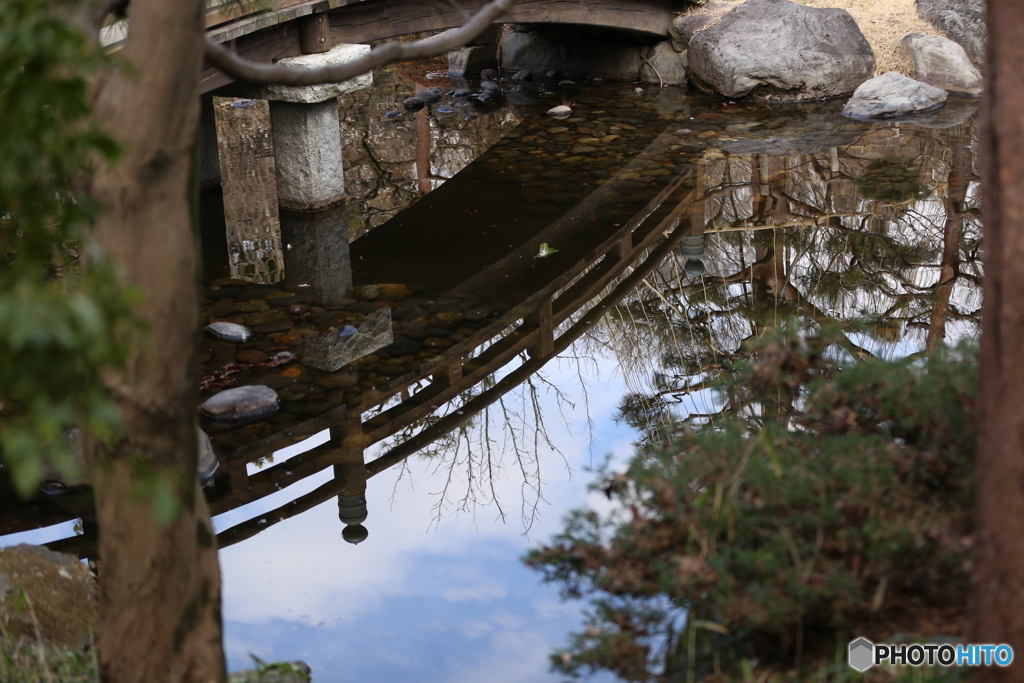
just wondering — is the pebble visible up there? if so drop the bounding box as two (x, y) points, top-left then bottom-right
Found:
(199, 386), (280, 425)
(287, 303), (309, 316)
(480, 81), (501, 93)
(384, 110), (404, 120)
(559, 80), (577, 86)
(206, 322), (252, 343)
(423, 337), (455, 348)
(235, 349), (270, 364)
(437, 104), (456, 114)
(316, 370), (359, 390)
(547, 105), (572, 120)
(417, 89), (443, 104)
(452, 89), (472, 98)
(512, 69), (532, 81)
(352, 285), (382, 300)
(403, 97), (425, 112)
(383, 339), (423, 356)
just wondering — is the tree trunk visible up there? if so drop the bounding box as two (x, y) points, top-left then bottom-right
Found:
(925, 122), (971, 351)
(972, 2), (1024, 679)
(88, 0), (226, 680)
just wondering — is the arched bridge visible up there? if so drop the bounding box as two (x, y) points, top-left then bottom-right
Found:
(182, 0), (689, 93)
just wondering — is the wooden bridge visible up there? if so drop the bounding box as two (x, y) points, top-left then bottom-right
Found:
(105, 0), (689, 94)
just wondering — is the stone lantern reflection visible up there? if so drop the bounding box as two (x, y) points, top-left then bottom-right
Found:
(331, 417), (370, 545)
(680, 233), (706, 277)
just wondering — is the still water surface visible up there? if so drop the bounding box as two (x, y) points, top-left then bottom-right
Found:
(0, 57), (982, 681)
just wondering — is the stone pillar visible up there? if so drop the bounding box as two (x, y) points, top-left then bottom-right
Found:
(280, 204), (352, 305)
(262, 42), (373, 212)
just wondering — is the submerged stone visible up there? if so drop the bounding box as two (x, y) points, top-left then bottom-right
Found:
(205, 321), (252, 343)
(402, 97), (425, 112)
(199, 385), (280, 425)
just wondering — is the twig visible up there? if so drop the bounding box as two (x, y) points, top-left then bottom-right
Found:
(204, 0), (514, 86)
(640, 51), (664, 89)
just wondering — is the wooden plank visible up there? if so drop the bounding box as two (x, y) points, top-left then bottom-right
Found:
(200, 25), (301, 94)
(328, 0), (676, 44)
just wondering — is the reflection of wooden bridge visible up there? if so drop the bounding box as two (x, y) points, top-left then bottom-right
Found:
(0, 116), (713, 558)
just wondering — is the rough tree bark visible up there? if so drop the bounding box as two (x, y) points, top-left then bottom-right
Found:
(972, 1), (1024, 679)
(88, 0), (226, 680)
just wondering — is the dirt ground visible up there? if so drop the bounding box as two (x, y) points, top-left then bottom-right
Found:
(694, 0), (939, 76)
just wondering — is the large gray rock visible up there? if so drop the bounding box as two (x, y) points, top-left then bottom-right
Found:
(668, 13), (717, 52)
(841, 72), (948, 119)
(687, 0), (875, 101)
(199, 385), (280, 425)
(915, 0), (985, 67)
(901, 32), (982, 96)
(447, 44), (498, 76)
(640, 41), (687, 86)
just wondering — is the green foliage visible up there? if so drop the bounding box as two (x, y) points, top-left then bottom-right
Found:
(526, 330), (976, 681)
(0, 638), (97, 683)
(0, 0), (139, 496)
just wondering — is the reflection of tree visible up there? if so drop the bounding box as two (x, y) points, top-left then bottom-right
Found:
(372, 345), (593, 533)
(595, 120), (982, 438)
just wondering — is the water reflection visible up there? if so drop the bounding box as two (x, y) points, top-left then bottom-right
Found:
(0, 71), (981, 683)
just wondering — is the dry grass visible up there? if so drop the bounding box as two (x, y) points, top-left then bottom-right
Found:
(799, 0), (936, 75)
(689, 0), (939, 76)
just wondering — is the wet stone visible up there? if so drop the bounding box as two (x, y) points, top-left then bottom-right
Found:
(199, 385), (279, 426)
(206, 322), (253, 343)
(316, 370), (358, 390)
(423, 337), (455, 348)
(208, 287), (241, 301)
(403, 97), (425, 111)
(352, 285), (382, 301)
(287, 303), (310, 316)
(383, 339), (423, 356)
(254, 320), (294, 334)
(235, 349), (270, 365)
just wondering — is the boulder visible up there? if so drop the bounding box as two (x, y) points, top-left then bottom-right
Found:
(640, 41), (688, 86)
(446, 44), (498, 77)
(841, 72), (948, 119)
(915, 0), (985, 67)
(668, 13), (717, 52)
(900, 32), (982, 96)
(687, 0), (875, 102)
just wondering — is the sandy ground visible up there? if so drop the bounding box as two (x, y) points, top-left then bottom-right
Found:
(694, 0), (939, 76)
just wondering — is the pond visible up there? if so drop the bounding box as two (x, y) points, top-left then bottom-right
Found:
(0, 55), (981, 682)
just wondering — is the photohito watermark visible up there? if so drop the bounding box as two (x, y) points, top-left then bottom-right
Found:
(848, 638), (1014, 672)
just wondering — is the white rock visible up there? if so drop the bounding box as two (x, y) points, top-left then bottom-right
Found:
(546, 105), (572, 119)
(901, 33), (982, 96)
(199, 385), (280, 425)
(205, 321), (252, 343)
(841, 72), (948, 119)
